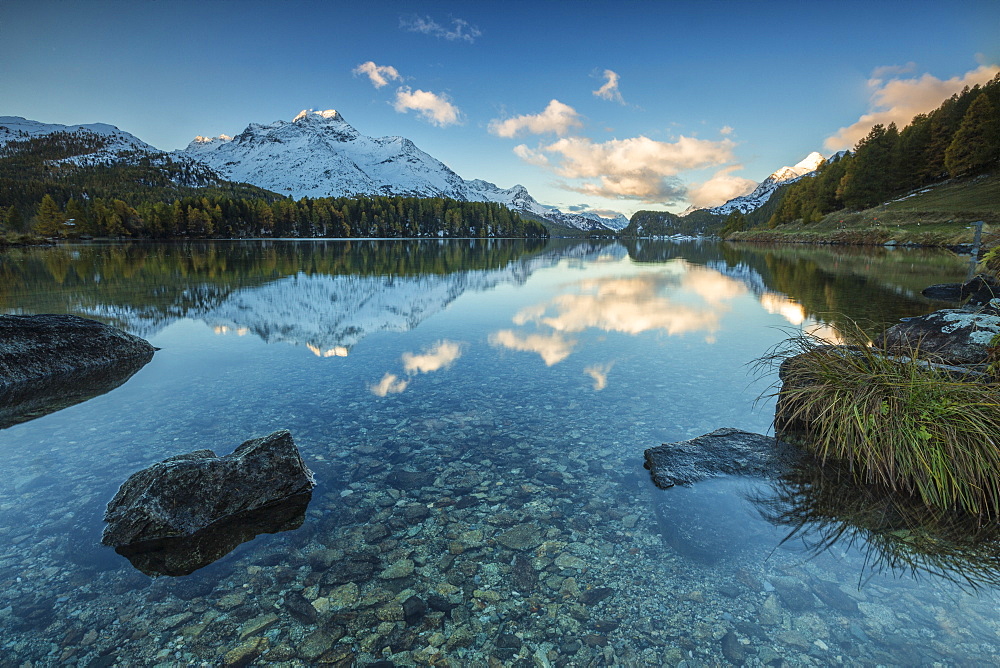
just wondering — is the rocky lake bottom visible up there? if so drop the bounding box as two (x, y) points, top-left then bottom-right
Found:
(2, 239), (999, 666)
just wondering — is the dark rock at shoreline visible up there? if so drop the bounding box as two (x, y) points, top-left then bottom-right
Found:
(921, 283), (964, 301)
(643, 428), (804, 489)
(102, 430), (315, 548)
(961, 274), (1000, 307)
(0, 314), (155, 388)
(920, 275), (1000, 306)
(880, 309), (1000, 365)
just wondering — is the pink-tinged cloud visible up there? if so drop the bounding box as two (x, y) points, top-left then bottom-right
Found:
(825, 63), (1000, 150)
(686, 165), (757, 209)
(518, 134), (737, 202)
(369, 372), (408, 397)
(489, 330), (577, 366)
(402, 340), (463, 374)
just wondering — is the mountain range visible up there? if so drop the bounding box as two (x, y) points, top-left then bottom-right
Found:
(178, 109), (630, 232)
(2, 110), (827, 234)
(0, 111), (627, 233)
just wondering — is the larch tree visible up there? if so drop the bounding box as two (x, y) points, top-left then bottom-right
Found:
(34, 194), (66, 236)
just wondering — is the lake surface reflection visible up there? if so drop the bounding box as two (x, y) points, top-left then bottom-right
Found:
(1, 238), (995, 666)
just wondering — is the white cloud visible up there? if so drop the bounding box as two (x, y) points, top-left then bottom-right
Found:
(489, 330), (577, 366)
(513, 144), (549, 166)
(519, 134), (737, 202)
(719, 125), (734, 136)
(686, 165), (757, 209)
(353, 61), (403, 89)
(402, 340), (463, 374)
(593, 69), (625, 104)
(489, 100), (583, 138)
(825, 63), (1000, 150)
(401, 15), (481, 43)
(394, 87), (462, 127)
(369, 373), (408, 397)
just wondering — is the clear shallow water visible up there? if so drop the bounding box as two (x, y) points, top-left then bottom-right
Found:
(1, 239), (996, 666)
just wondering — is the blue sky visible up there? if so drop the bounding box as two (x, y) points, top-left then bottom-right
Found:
(2, 0), (998, 216)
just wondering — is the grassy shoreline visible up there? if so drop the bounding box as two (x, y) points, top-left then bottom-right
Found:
(727, 174), (1000, 248)
(0, 232), (50, 249)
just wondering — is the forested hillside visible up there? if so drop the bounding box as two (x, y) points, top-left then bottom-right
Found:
(766, 73), (1000, 228)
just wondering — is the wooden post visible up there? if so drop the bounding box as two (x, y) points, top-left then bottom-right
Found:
(967, 220), (984, 281)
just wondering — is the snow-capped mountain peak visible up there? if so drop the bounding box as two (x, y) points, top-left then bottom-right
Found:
(792, 151), (824, 173)
(177, 109), (627, 232)
(690, 151), (826, 217)
(293, 109), (345, 123)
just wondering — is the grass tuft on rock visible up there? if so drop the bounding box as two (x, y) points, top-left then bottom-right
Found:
(760, 322), (1000, 518)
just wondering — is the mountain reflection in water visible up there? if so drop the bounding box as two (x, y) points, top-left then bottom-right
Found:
(0, 239), (968, 356)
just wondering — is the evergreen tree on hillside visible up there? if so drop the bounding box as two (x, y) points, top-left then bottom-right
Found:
(945, 92), (1000, 177)
(3, 205), (24, 232)
(838, 123), (900, 210)
(921, 88), (978, 182)
(895, 113), (933, 190)
(720, 209), (746, 236)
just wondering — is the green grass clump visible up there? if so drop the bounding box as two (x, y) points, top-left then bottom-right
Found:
(762, 323), (1000, 517)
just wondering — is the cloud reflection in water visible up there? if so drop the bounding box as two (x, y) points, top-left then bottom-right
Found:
(584, 362), (614, 390)
(370, 339), (465, 396)
(488, 330), (577, 366)
(492, 264), (748, 365)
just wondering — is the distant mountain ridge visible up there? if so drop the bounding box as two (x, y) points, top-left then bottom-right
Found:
(621, 152), (830, 237)
(685, 152), (826, 217)
(177, 109), (626, 232)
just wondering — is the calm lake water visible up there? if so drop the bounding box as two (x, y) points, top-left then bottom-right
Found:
(1, 238), (997, 667)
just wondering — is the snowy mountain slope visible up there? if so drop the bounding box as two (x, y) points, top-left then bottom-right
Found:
(180, 110), (471, 200)
(687, 152), (826, 217)
(0, 115), (224, 181)
(0, 115), (160, 166)
(178, 109), (625, 232)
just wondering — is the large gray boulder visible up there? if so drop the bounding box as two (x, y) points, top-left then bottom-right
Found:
(0, 314), (155, 388)
(880, 309), (1000, 365)
(102, 430), (315, 548)
(643, 428), (804, 489)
